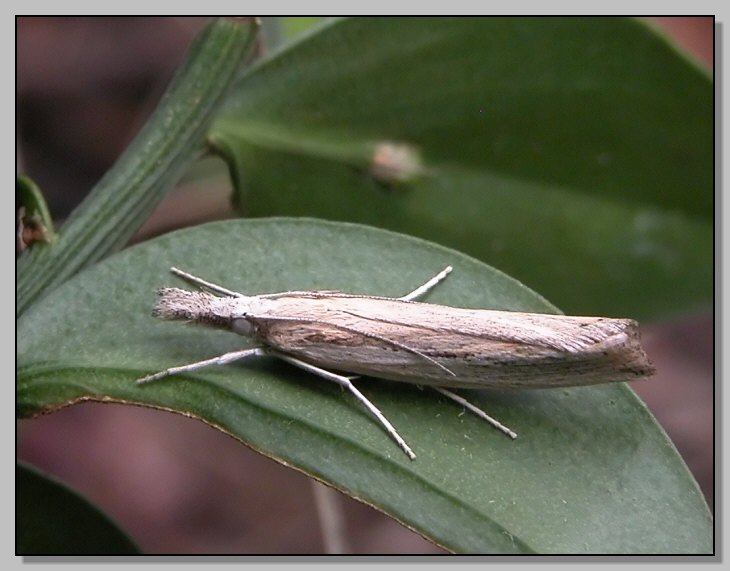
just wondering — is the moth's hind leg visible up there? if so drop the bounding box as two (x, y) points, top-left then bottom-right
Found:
(400, 266), (453, 301)
(432, 387), (517, 439)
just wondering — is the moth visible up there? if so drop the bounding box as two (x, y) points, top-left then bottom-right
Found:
(137, 266), (654, 459)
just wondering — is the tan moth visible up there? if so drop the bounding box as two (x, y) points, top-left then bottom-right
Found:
(138, 266), (654, 459)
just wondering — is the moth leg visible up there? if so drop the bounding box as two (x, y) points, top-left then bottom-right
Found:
(270, 351), (417, 460)
(400, 266), (453, 301)
(136, 347), (267, 384)
(169, 267), (242, 298)
(432, 387), (518, 439)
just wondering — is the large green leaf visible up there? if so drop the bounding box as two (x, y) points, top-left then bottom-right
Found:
(17, 463), (138, 554)
(211, 16), (712, 319)
(17, 219), (711, 553)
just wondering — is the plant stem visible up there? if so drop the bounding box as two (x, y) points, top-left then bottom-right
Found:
(16, 17), (259, 317)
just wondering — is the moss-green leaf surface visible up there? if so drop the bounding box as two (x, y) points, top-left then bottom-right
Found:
(17, 219), (711, 553)
(211, 17), (712, 319)
(17, 463), (138, 554)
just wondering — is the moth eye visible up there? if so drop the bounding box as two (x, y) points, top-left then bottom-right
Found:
(231, 318), (255, 337)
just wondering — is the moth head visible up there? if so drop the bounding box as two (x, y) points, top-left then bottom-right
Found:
(152, 287), (246, 333)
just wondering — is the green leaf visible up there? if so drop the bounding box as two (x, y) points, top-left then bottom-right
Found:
(16, 17), (259, 317)
(17, 219), (711, 553)
(17, 463), (138, 554)
(211, 16), (712, 319)
(262, 16), (327, 47)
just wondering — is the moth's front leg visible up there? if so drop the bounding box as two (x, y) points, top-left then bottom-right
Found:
(137, 347), (267, 384)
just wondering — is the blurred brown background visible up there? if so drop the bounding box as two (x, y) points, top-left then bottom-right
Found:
(16, 17), (714, 554)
